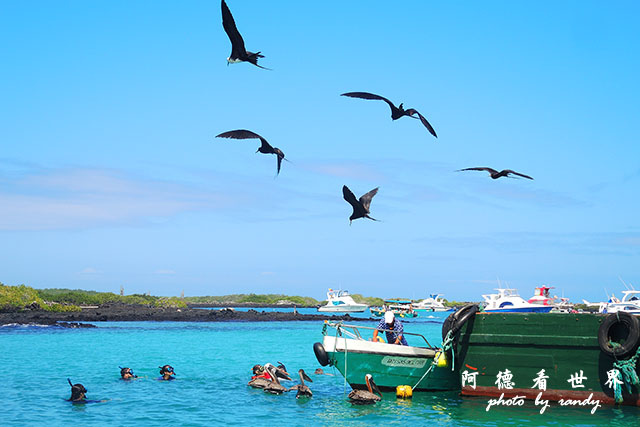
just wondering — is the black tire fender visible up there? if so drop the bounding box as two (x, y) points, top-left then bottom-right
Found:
(442, 304), (479, 341)
(314, 342), (329, 366)
(598, 312), (640, 359)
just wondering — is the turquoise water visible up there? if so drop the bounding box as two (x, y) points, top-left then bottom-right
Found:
(1, 314), (639, 426)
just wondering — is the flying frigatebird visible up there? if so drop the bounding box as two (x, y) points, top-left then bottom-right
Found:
(341, 92), (437, 138)
(216, 129), (287, 175)
(221, 0), (268, 69)
(457, 167), (534, 180)
(342, 185), (379, 224)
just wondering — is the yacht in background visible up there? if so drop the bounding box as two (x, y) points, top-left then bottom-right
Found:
(317, 289), (368, 313)
(482, 288), (554, 313)
(412, 294), (452, 312)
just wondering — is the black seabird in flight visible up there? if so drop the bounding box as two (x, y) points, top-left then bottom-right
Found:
(341, 92), (437, 138)
(216, 129), (286, 175)
(457, 167), (534, 180)
(221, 0), (268, 69)
(342, 185), (379, 224)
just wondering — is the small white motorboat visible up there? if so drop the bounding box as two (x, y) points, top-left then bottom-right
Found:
(412, 294), (452, 312)
(317, 289), (368, 313)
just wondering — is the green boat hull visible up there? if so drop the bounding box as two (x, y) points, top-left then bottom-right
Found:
(454, 312), (640, 406)
(322, 335), (459, 391)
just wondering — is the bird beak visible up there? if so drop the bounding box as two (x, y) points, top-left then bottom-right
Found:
(370, 378), (382, 397)
(302, 372), (312, 382)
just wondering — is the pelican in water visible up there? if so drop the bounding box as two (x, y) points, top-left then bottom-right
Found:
(288, 369), (313, 398)
(348, 374), (382, 405)
(275, 362), (292, 380)
(263, 364), (289, 394)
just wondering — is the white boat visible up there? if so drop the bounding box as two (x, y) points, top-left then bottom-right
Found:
(482, 288), (553, 313)
(317, 289), (368, 313)
(412, 294), (452, 312)
(586, 290), (640, 314)
(527, 286), (556, 306)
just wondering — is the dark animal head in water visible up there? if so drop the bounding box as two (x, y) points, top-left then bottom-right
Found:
(68, 378), (87, 401)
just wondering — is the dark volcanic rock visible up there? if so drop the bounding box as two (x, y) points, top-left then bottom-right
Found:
(0, 304), (374, 325)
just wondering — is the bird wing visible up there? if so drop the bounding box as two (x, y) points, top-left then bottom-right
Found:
(342, 185), (359, 209)
(405, 109), (437, 138)
(273, 148), (284, 174)
(458, 167), (498, 174)
(359, 188), (379, 213)
(216, 129), (263, 141)
(504, 170), (534, 180)
(221, 0), (247, 58)
(341, 92), (395, 109)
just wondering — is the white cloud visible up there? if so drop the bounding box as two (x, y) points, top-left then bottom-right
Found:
(78, 267), (101, 275)
(0, 167), (230, 230)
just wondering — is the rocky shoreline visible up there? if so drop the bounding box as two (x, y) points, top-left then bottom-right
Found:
(0, 303), (375, 326)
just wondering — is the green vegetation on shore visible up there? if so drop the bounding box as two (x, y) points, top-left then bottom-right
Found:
(37, 288), (187, 308)
(0, 283), (186, 311)
(184, 294), (318, 306)
(1, 284), (80, 312)
(349, 294), (385, 307)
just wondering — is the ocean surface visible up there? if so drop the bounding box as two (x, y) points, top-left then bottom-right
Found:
(2, 312), (639, 426)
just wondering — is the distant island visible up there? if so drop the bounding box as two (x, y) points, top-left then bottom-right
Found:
(0, 283), (383, 325)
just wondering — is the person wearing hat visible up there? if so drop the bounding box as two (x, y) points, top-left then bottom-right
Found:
(159, 365), (176, 381)
(372, 311), (408, 345)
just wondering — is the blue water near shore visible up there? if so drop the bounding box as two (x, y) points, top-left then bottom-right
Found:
(1, 313), (639, 426)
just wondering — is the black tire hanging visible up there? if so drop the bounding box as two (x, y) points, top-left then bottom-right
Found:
(442, 304), (479, 341)
(598, 312), (640, 359)
(313, 342), (330, 366)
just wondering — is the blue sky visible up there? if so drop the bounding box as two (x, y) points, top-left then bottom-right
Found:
(1, 1), (638, 302)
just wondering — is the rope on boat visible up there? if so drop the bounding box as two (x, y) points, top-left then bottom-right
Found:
(611, 341), (640, 403)
(412, 330), (456, 390)
(442, 330), (456, 372)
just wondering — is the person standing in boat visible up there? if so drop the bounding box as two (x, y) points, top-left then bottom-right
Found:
(372, 311), (408, 345)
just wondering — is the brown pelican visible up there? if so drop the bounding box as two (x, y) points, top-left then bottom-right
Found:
(341, 92), (437, 138)
(275, 362), (292, 380)
(248, 377), (271, 389)
(221, 0), (269, 69)
(457, 167), (534, 180)
(216, 129), (287, 175)
(288, 369), (313, 398)
(343, 185), (379, 224)
(263, 364), (289, 394)
(348, 374), (382, 405)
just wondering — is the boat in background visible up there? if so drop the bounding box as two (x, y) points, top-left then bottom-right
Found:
(482, 288), (554, 313)
(370, 299), (419, 318)
(317, 289), (368, 313)
(527, 285), (556, 306)
(584, 289), (640, 314)
(412, 294), (453, 312)
(313, 321), (458, 391)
